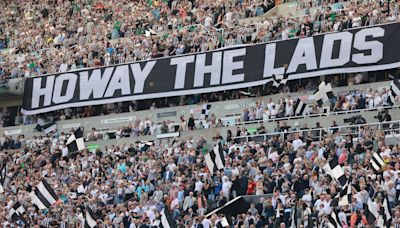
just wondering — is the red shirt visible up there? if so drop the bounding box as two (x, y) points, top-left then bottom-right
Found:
(247, 181), (257, 195)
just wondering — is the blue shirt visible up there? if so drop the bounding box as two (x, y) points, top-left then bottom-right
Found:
(256, 7), (264, 16)
(177, 190), (184, 202)
(107, 47), (115, 55)
(152, 9), (160, 20)
(118, 163), (127, 174)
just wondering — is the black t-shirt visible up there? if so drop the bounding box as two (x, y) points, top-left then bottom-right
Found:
(265, 181), (276, 193)
(364, 140), (373, 150)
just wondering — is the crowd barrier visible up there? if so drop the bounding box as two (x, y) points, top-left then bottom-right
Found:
(233, 119), (400, 143)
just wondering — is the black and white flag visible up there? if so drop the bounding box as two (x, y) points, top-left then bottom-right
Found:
(293, 98), (308, 116)
(364, 197), (379, 225)
(29, 180), (59, 210)
(66, 128), (85, 152)
(77, 182), (89, 194)
(200, 104), (212, 120)
(0, 160), (6, 194)
(216, 217), (230, 228)
(383, 196), (393, 226)
(323, 156), (347, 187)
(8, 202), (29, 225)
(84, 206), (98, 228)
(160, 207), (176, 228)
(272, 74), (288, 89)
(313, 82), (334, 107)
(290, 206), (298, 228)
(388, 75), (400, 105)
(331, 181), (352, 207)
(136, 140), (154, 151)
(42, 122), (57, 134)
(370, 152), (385, 173)
(145, 28), (157, 37)
(377, 196), (393, 228)
(327, 210), (342, 228)
(204, 143), (225, 175)
(35, 118), (56, 134)
(239, 91), (255, 97)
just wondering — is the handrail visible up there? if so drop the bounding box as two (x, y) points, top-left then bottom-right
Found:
(94, 103), (398, 138)
(229, 104), (400, 127)
(232, 119), (400, 143)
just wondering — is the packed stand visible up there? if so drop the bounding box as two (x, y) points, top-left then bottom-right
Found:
(1, 0), (399, 79)
(75, 80), (399, 142)
(1, 114), (400, 227)
(0, 0), (274, 79)
(4, 75), (394, 143)
(0, 71), (395, 128)
(241, 81), (397, 123)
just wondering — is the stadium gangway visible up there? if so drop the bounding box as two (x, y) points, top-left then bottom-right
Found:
(232, 119), (400, 143)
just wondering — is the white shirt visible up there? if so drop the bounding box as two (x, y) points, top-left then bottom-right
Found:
(256, 107), (263, 119)
(195, 181), (203, 192)
(98, 193), (110, 205)
(338, 211), (347, 224)
(292, 139), (304, 151)
(374, 95), (382, 107)
(205, 16), (212, 27)
(318, 147), (325, 158)
(62, 147), (69, 157)
(59, 63), (68, 72)
(222, 181), (232, 197)
(285, 104), (293, 116)
(267, 102), (275, 111)
(146, 210), (156, 223)
(314, 199), (324, 211)
(202, 218), (212, 228)
(270, 108), (278, 118)
(302, 194), (312, 203)
(368, 98), (374, 109)
(268, 151), (279, 162)
(282, 29), (289, 40)
(225, 12), (233, 27)
(150, 125), (157, 135)
(352, 16), (362, 27)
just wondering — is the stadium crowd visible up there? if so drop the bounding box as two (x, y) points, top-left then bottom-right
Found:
(0, 0), (399, 80)
(1, 116), (400, 227)
(0, 0), (274, 79)
(0, 70), (396, 128)
(1, 73), (396, 149)
(83, 82), (396, 142)
(1, 0), (400, 227)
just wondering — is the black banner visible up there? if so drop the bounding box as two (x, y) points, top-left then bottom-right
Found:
(22, 23), (400, 115)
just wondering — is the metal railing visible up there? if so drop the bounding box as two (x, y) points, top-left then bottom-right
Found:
(216, 103), (400, 127)
(232, 119), (400, 143)
(87, 103), (399, 140)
